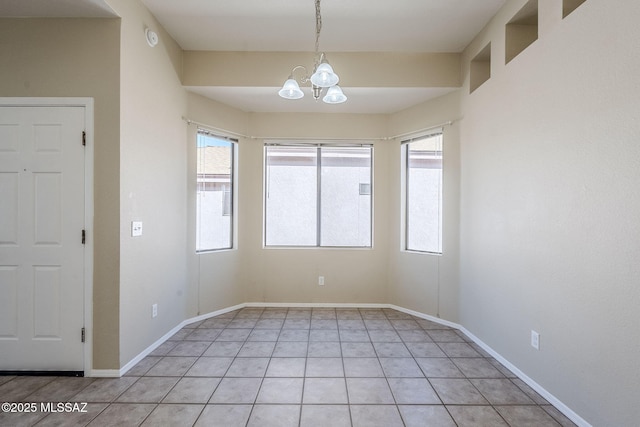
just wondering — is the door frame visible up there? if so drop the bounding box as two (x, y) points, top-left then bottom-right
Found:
(1, 97), (94, 375)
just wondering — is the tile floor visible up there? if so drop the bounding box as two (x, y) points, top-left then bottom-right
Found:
(0, 307), (577, 426)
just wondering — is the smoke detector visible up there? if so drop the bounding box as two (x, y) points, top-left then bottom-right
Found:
(145, 28), (158, 47)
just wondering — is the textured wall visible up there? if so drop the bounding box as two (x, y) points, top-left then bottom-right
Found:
(458, 0), (640, 425)
(107, 0), (190, 366)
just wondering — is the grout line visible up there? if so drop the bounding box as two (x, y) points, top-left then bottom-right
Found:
(1, 306), (578, 427)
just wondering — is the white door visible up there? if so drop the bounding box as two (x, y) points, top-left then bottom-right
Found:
(0, 105), (86, 372)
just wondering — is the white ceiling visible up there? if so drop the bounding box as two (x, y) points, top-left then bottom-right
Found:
(1, 0), (506, 114)
(143, 0), (505, 114)
(141, 0), (505, 53)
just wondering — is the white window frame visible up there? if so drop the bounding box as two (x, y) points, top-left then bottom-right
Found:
(263, 142), (374, 248)
(401, 130), (443, 255)
(196, 129), (237, 252)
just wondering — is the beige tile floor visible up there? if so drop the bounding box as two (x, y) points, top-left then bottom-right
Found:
(0, 307), (577, 426)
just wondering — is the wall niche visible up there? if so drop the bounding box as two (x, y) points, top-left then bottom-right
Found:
(563, 0), (587, 18)
(505, 0), (538, 64)
(470, 43), (491, 93)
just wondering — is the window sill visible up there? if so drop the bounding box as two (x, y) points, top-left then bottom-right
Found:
(263, 245), (373, 251)
(402, 249), (442, 256)
(196, 247), (237, 255)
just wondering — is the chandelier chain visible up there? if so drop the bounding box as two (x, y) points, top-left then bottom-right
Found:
(278, 0), (346, 104)
(315, 0), (322, 58)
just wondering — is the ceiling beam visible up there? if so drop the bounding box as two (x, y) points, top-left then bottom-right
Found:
(182, 51), (461, 88)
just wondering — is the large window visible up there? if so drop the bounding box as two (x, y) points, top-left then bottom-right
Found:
(404, 132), (443, 254)
(196, 130), (236, 252)
(265, 144), (372, 247)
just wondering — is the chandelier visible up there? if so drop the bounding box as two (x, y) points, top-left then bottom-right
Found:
(278, 0), (347, 104)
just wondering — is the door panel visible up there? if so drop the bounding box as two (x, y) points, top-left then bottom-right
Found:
(0, 172), (19, 244)
(33, 266), (62, 339)
(34, 172), (63, 245)
(0, 266), (18, 338)
(0, 105), (85, 372)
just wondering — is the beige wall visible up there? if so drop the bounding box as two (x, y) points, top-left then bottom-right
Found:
(183, 51), (461, 89)
(0, 18), (122, 370)
(189, 112), (396, 309)
(105, 0), (191, 365)
(186, 104), (459, 312)
(387, 91), (462, 322)
(185, 92), (249, 315)
(458, 0), (640, 425)
(242, 114), (391, 305)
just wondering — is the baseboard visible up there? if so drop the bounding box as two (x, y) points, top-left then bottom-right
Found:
(388, 304), (460, 329)
(106, 301), (588, 426)
(389, 305), (590, 426)
(244, 302), (388, 308)
(186, 303), (246, 325)
(459, 326), (592, 427)
(116, 303), (247, 377)
(118, 323), (186, 377)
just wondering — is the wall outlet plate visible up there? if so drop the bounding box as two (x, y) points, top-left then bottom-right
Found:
(318, 276), (325, 286)
(531, 330), (540, 350)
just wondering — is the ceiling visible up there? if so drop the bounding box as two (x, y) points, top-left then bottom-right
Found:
(141, 0), (504, 53)
(1, 0), (506, 114)
(143, 0), (505, 114)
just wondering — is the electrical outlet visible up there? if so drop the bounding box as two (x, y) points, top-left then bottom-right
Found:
(531, 330), (540, 350)
(152, 304), (158, 318)
(318, 276), (325, 286)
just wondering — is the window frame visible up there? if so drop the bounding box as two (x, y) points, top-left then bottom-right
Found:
(196, 129), (238, 253)
(402, 131), (443, 255)
(263, 142), (374, 249)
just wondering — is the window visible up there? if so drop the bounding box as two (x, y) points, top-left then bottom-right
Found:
(265, 144), (372, 247)
(404, 132), (443, 254)
(196, 130), (236, 251)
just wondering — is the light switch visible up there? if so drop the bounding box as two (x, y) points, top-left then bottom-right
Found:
(131, 221), (143, 237)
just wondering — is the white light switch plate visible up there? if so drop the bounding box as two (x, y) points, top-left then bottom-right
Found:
(131, 221), (143, 237)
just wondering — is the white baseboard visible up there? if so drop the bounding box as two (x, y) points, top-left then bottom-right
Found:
(118, 322), (186, 377)
(388, 304), (460, 329)
(458, 326), (592, 427)
(186, 303), (246, 325)
(388, 304), (590, 426)
(104, 301), (589, 426)
(115, 304), (247, 377)
(244, 302), (388, 309)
